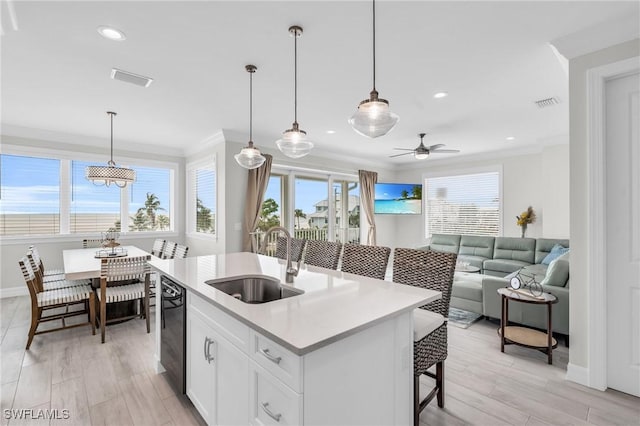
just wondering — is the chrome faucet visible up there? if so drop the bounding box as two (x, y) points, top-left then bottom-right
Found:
(259, 226), (299, 283)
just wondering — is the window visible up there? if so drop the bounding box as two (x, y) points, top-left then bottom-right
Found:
(425, 170), (500, 237)
(129, 166), (172, 232)
(0, 155), (61, 235)
(0, 151), (176, 237)
(254, 167), (360, 253)
(71, 160), (121, 233)
(187, 158), (216, 236)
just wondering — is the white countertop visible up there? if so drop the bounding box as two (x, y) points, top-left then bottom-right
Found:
(149, 252), (440, 355)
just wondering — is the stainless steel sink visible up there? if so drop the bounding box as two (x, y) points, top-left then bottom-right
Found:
(205, 275), (304, 304)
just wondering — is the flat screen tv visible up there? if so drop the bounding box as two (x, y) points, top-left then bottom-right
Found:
(374, 182), (422, 214)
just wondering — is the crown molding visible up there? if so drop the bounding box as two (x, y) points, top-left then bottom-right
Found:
(183, 130), (226, 157)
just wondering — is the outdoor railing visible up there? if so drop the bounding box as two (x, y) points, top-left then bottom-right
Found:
(253, 227), (360, 257)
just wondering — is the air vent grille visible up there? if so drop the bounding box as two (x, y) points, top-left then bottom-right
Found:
(110, 68), (153, 88)
(535, 97), (559, 108)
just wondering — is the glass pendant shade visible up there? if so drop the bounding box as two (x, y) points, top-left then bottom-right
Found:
(236, 64), (266, 169)
(349, 91), (399, 138)
(349, 0), (399, 138)
(86, 112), (136, 187)
(277, 25), (313, 159)
(275, 122), (314, 159)
(235, 141), (266, 169)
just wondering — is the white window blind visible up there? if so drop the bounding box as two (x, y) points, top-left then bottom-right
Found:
(0, 154), (61, 235)
(188, 160), (216, 235)
(129, 166), (172, 232)
(425, 171), (500, 237)
(70, 160), (121, 233)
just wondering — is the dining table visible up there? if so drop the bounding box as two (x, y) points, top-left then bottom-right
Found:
(62, 245), (152, 321)
(63, 245), (151, 281)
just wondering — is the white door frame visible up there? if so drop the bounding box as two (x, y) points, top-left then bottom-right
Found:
(586, 56), (640, 391)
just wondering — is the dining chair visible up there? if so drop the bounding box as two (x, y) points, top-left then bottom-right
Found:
(151, 238), (166, 258)
(28, 245), (64, 277)
(340, 243), (391, 280)
(19, 257), (95, 349)
(303, 240), (342, 270)
(174, 244), (189, 259)
(392, 248), (457, 426)
(97, 255), (152, 343)
(27, 250), (90, 290)
(275, 237), (306, 263)
(82, 239), (104, 249)
(161, 241), (178, 259)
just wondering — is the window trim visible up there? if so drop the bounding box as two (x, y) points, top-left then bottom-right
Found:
(422, 165), (503, 240)
(0, 144), (178, 239)
(186, 156), (217, 240)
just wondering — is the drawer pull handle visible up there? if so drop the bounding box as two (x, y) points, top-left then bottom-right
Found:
(203, 337), (209, 361)
(206, 339), (215, 364)
(261, 402), (282, 422)
(260, 348), (282, 365)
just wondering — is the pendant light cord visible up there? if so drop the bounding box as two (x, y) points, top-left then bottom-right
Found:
(372, 0), (376, 91)
(109, 112), (115, 164)
(294, 29), (298, 124)
(249, 69), (253, 142)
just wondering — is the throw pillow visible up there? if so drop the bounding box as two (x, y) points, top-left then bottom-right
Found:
(541, 244), (570, 265)
(541, 251), (570, 287)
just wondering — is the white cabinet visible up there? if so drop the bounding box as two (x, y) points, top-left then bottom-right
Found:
(187, 292), (413, 426)
(187, 294), (249, 426)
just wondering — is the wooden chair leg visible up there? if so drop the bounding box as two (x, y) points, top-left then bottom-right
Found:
(436, 361), (444, 408)
(26, 307), (41, 350)
(144, 297), (150, 334)
(100, 299), (106, 343)
(89, 293), (96, 335)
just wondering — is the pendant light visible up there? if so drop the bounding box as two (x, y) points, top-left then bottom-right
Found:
(235, 64), (266, 169)
(276, 25), (314, 159)
(85, 111), (135, 187)
(348, 0), (399, 138)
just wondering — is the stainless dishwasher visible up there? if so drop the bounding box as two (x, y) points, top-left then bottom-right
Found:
(160, 275), (186, 394)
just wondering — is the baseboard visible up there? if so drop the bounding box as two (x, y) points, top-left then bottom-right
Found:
(0, 286), (28, 298)
(566, 363), (590, 387)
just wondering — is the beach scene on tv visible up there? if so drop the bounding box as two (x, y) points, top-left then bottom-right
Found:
(374, 183), (422, 214)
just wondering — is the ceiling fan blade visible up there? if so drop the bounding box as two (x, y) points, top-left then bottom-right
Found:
(392, 148), (416, 151)
(428, 144), (445, 150)
(389, 152), (413, 158)
(430, 149), (460, 153)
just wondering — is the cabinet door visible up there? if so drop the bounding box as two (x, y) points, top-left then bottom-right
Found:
(187, 309), (216, 424)
(211, 327), (249, 425)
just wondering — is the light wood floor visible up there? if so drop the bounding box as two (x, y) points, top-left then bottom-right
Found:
(1, 296), (638, 426)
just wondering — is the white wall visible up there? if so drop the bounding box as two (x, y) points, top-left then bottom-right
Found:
(568, 39), (640, 373)
(0, 135), (185, 296)
(392, 144), (570, 250)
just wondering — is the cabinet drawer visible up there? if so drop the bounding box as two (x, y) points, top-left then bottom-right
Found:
(250, 362), (302, 426)
(189, 292), (250, 353)
(250, 331), (303, 392)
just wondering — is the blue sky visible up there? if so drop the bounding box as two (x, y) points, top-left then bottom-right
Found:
(1, 155), (171, 214)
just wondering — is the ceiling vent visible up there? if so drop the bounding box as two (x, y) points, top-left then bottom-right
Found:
(110, 68), (153, 88)
(535, 97), (559, 108)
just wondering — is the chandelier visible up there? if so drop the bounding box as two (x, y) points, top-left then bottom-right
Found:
(85, 111), (135, 188)
(235, 64), (266, 169)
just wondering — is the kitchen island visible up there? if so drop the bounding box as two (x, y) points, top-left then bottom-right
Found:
(150, 252), (440, 426)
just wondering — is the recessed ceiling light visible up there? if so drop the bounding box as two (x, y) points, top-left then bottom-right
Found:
(433, 92), (448, 99)
(326, 130), (336, 134)
(506, 136), (516, 141)
(97, 26), (126, 41)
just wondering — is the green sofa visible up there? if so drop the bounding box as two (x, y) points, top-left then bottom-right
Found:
(420, 234), (570, 336)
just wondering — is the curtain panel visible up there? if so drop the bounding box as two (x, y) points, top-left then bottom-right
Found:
(358, 169), (378, 245)
(242, 154), (273, 252)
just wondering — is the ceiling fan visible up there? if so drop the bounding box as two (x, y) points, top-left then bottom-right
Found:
(390, 133), (460, 159)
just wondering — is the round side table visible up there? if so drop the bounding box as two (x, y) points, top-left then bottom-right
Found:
(497, 287), (558, 364)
